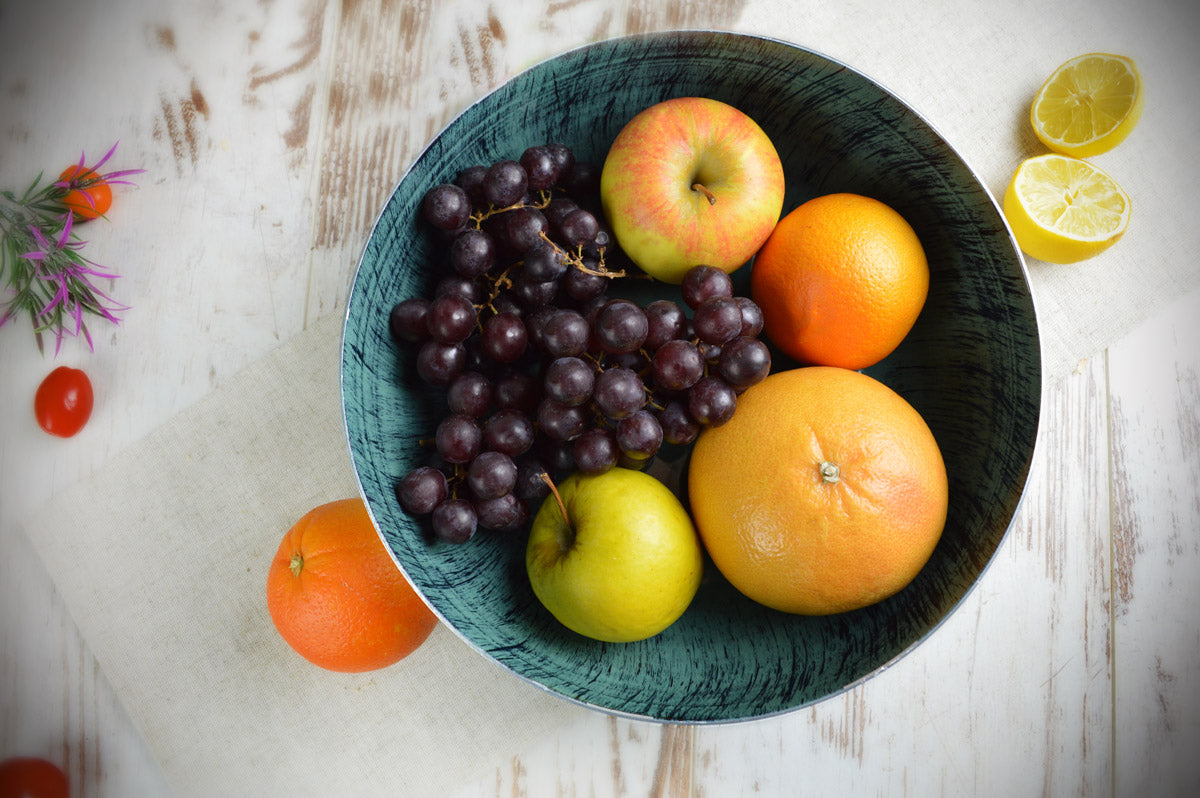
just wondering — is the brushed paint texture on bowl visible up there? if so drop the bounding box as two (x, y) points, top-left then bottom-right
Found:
(341, 31), (1041, 723)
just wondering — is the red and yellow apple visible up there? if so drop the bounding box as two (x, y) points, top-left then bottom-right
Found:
(600, 97), (785, 284)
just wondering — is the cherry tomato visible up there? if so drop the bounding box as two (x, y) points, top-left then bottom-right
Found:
(34, 366), (94, 438)
(58, 165), (113, 221)
(0, 757), (69, 798)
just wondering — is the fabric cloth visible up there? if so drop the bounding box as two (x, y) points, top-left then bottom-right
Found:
(22, 312), (583, 797)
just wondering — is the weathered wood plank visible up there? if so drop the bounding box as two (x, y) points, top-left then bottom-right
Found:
(1108, 288), (1200, 797)
(690, 356), (1112, 796)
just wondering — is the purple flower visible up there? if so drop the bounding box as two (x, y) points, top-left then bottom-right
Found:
(1, 141), (140, 355)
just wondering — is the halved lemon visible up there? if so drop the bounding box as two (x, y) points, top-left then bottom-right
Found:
(1031, 53), (1143, 157)
(1003, 153), (1131, 264)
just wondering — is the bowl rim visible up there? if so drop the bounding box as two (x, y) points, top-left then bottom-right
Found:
(339, 28), (1046, 724)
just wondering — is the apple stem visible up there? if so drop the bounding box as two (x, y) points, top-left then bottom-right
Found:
(539, 472), (573, 538)
(691, 183), (717, 205)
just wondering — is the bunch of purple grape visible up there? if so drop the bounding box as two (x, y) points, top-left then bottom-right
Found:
(390, 143), (772, 544)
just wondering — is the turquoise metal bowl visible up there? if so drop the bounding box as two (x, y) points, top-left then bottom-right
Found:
(342, 31), (1041, 722)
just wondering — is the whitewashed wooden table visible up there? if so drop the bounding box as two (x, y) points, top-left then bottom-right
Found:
(2, 1), (1197, 796)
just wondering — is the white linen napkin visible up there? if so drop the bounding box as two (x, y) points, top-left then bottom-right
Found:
(20, 311), (583, 797)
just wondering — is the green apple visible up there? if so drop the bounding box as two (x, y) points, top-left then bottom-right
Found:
(526, 467), (703, 643)
(600, 96), (785, 284)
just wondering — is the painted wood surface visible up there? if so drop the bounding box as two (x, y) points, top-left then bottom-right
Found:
(1, 1), (1197, 795)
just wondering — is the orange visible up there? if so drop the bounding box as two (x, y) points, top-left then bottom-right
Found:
(688, 367), (948, 615)
(267, 498), (437, 672)
(750, 193), (929, 370)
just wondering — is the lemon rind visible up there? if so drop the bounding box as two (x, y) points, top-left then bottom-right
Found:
(1030, 52), (1142, 156)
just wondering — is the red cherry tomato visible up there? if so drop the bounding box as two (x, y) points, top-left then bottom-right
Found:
(34, 366), (94, 438)
(58, 165), (113, 221)
(0, 757), (69, 798)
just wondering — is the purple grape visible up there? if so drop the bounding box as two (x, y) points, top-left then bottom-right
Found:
(693, 296), (744, 346)
(651, 339), (705, 391)
(615, 409), (663, 461)
(389, 297), (430, 344)
(511, 273), (558, 310)
(657, 400), (700, 446)
(523, 306), (556, 352)
(449, 228), (495, 278)
(421, 183), (471, 230)
(431, 498), (477, 543)
(561, 263), (608, 303)
(735, 296), (765, 337)
(416, 340), (466, 386)
(395, 466), (448, 515)
(513, 457), (553, 503)
(474, 492), (527, 531)
(536, 397), (589, 441)
(481, 312), (528, 363)
(592, 366), (645, 420)
(681, 264), (734, 309)
(493, 370), (541, 413)
(688, 375), (738, 427)
(483, 408), (536, 456)
(455, 165), (488, 208)
(426, 294), (476, 344)
(461, 333), (493, 376)
(718, 336), (772, 390)
(522, 241), (568, 282)
(541, 309), (590, 358)
(558, 208), (600, 248)
(435, 275), (486, 304)
(643, 299), (688, 350)
(544, 196), (579, 232)
(520, 145), (558, 191)
(491, 293), (524, 318)
(505, 206), (549, 254)
(447, 370), (492, 418)
(593, 299), (648, 355)
(536, 437), (576, 475)
(545, 143), (575, 185)
(573, 428), (619, 475)
(544, 356), (595, 407)
(483, 160), (527, 207)
(466, 450), (518, 500)
(436, 414), (483, 463)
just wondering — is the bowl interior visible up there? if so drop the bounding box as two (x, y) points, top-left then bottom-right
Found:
(342, 31), (1041, 723)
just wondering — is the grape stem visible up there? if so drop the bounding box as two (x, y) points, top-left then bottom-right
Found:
(480, 265), (515, 317)
(469, 191), (553, 228)
(536, 230), (626, 280)
(572, 253), (626, 280)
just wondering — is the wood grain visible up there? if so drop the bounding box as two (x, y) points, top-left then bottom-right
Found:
(303, 0), (751, 320)
(1108, 290), (1200, 797)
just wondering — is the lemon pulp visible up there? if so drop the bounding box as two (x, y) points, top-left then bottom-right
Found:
(1003, 153), (1131, 264)
(1031, 53), (1143, 157)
